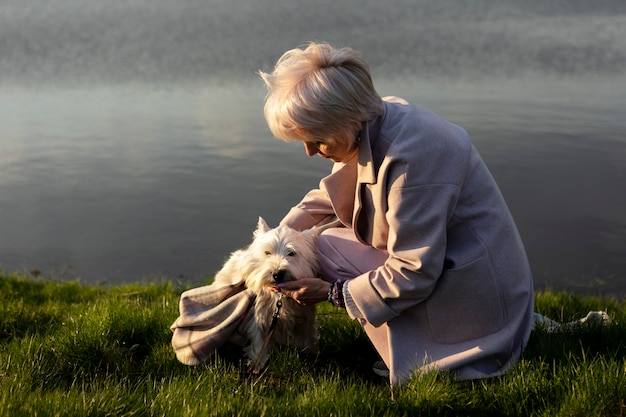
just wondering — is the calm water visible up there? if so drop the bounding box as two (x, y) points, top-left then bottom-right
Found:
(1, 0), (625, 295)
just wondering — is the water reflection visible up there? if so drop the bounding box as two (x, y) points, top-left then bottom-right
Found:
(1, 77), (624, 296)
(1, 0), (625, 294)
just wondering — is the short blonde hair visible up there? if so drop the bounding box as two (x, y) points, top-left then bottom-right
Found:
(259, 43), (383, 143)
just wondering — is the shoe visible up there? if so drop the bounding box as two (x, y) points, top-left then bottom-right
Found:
(372, 361), (389, 377)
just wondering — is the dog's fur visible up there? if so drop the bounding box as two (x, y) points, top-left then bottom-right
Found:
(213, 217), (333, 372)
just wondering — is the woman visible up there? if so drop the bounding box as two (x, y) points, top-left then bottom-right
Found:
(259, 42), (534, 386)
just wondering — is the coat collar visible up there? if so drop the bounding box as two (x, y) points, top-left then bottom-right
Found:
(356, 121), (377, 185)
(357, 101), (387, 185)
(319, 155), (358, 227)
(318, 102), (387, 227)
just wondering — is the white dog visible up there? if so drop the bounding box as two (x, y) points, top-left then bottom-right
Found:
(213, 217), (337, 372)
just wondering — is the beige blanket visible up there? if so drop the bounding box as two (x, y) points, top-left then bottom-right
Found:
(170, 281), (256, 365)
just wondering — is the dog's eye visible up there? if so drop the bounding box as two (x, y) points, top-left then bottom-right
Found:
(264, 251), (271, 256)
(286, 250), (296, 257)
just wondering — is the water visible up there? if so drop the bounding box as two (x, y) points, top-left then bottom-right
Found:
(1, 0), (625, 295)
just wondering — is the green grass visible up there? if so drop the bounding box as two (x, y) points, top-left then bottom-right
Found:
(0, 271), (624, 417)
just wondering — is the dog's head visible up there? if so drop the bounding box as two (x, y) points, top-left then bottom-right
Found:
(241, 217), (321, 293)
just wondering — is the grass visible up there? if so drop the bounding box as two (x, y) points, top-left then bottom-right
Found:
(0, 271), (624, 417)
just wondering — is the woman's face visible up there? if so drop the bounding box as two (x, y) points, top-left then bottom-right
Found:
(301, 137), (359, 163)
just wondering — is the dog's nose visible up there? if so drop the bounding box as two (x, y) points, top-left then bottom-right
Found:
(272, 270), (287, 283)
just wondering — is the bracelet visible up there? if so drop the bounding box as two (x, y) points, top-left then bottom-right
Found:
(327, 280), (345, 308)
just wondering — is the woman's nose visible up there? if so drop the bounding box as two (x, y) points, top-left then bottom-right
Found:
(303, 142), (319, 156)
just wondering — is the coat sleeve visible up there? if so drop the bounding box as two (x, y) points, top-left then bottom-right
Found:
(280, 188), (337, 231)
(347, 182), (461, 327)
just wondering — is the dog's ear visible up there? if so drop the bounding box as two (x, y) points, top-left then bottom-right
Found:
(254, 216), (272, 237)
(306, 219), (342, 238)
(301, 227), (320, 240)
(309, 218), (343, 236)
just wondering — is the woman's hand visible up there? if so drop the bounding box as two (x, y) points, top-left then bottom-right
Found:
(273, 278), (330, 305)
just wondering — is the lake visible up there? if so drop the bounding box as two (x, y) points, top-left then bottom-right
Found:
(1, 0), (625, 295)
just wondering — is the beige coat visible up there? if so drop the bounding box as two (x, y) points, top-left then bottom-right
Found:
(281, 97), (534, 385)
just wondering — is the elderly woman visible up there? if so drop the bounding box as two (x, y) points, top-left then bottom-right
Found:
(260, 42), (534, 386)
